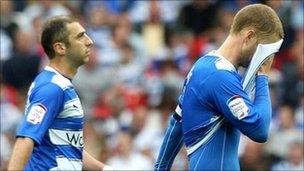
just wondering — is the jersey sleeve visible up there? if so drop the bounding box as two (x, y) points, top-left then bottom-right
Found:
(16, 83), (64, 144)
(204, 70), (271, 142)
(155, 113), (183, 170)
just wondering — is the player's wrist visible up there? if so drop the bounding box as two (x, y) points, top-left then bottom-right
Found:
(102, 165), (114, 171)
(257, 71), (269, 76)
(256, 74), (268, 80)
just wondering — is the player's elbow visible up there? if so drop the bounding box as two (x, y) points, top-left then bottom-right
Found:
(258, 135), (268, 143)
(246, 121), (270, 143)
(252, 132), (268, 143)
(248, 128), (269, 143)
(247, 110), (271, 143)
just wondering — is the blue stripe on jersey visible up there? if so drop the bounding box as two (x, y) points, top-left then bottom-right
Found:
(63, 88), (78, 102)
(51, 117), (84, 130)
(56, 146), (82, 159)
(25, 135), (56, 170)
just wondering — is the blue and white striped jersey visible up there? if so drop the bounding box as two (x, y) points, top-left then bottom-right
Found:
(16, 66), (84, 170)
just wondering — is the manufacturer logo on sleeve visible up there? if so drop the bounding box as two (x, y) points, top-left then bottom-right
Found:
(227, 95), (249, 120)
(26, 104), (47, 124)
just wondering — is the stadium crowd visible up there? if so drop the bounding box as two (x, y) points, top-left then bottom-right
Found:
(0, 0), (303, 170)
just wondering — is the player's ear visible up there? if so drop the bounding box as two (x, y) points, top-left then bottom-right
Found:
(245, 29), (257, 44)
(53, 42), (66, 56)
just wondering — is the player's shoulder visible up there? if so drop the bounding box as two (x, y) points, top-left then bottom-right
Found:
(29, 79), (64, 98)
(192, 52), (237, 80)
(214, 57), (236, 73)
(194, 53), (233, 73)
(204, 51), (236, 72)
(30, 66), (73, 94)
(40, 66), (73, 90)
(195, 52), (241, 85)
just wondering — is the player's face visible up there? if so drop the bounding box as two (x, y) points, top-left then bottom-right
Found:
(240, 32), (279, 67)
(239, 40), (257, 67)
(65, 22), (93, 67)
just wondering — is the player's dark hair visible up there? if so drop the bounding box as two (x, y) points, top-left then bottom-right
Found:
(41, 15), (77, 59)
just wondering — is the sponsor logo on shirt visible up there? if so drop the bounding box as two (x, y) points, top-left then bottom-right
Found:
(26, 103), (47, 124)
(66, 132), (84, 147)
(227, 95), (249, 120)
(49, 129), (84, 147)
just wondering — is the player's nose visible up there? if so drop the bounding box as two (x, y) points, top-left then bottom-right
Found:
(85, 34), (93, 47)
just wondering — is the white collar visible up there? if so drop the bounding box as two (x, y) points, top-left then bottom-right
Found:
(45, 66), (61, 75)
(44, 66), (73, 81)
(207, 50), (237, 72)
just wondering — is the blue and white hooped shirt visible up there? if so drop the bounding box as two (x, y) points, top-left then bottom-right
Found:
(16, 66), (84, 170)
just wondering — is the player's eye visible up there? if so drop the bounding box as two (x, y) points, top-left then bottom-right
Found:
(76, 32), (85, 39)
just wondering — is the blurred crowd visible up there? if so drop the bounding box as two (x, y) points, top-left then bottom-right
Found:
(0, 0), (303, 170)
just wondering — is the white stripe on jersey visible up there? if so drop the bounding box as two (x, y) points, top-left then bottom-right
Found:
(45, 66), (73, 90)
(49, 157), (82, 170)
(175, 105), (182, 117)
(58, 99), (84, 118)
(186, 117), (225, 155)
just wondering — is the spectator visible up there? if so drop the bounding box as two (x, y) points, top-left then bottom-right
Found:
(240, 140), (272, 171)
(295, 96), (304, 129)
(2, 29), (41, 90)
(86, 6), (111, 49)
(107, 131), (154, 170)
(159, 58), (184, 100)
(0, 0), (14, 28)
(115, 43), (145, 90)
(73, 45), (116, 118)
(266, 105), (303, 158)
(271, 141), (304, 170)
(178, 0), (219, 35)
(23, 1), (70, 21)
(0, 29), (13, 61)
(142, 1), (167, 59)
(129, 1), (184, 27)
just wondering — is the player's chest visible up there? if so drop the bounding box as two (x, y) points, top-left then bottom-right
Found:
(58, 89), (84, 118)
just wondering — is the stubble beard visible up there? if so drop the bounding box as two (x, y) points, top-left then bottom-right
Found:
(66, 51), (88, 69)
(239, 47), (255, 68)
(239, 56), (251, 68)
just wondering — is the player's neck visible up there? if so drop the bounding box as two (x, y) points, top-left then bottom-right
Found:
(215, 35), (242, 67)
(49, 59), (77, 80)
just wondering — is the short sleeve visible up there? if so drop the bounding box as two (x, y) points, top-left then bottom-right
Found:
(16, 83), (64, 144)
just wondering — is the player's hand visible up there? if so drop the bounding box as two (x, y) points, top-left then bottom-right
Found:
(258, 56), (274, 76)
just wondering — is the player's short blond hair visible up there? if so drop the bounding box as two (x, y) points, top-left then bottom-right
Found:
(230, 4), (284, 41)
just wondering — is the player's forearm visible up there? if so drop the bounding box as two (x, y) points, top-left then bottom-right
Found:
(254, 75), (271, 121)
(83, 150), (112, 171)
(250, 75), (271, 142)
(8, 137), (34, 170)
(155, 114), (184, 170)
